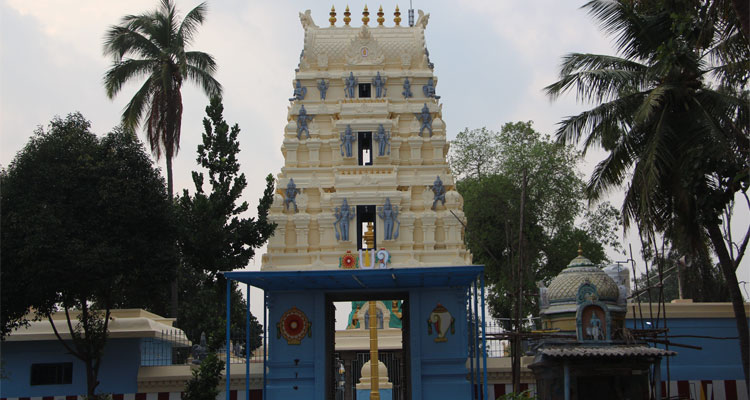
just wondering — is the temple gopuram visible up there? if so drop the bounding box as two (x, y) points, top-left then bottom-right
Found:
(224, 6), (487, 400)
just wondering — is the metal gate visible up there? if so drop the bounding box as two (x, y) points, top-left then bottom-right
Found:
(350, 351), (405, 400)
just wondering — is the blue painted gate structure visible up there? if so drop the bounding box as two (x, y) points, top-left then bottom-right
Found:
(223, 266), (488, 400)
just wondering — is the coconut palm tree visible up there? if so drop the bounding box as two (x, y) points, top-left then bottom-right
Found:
(545, 0), (749, 387)
(103, 0), (222, 199)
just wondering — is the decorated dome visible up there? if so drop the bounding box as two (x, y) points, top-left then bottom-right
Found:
(546, 251), (620, 304)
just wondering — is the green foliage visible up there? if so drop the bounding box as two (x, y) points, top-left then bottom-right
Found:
(175, 96), (275, 351)
(546, 0), (750, 385)
(497, 390), (536, 400)
(448, 127), (502, 179)
(183, 352), (224, 400)
(452, 122), (622, 328)
(0, 113), (177, 396)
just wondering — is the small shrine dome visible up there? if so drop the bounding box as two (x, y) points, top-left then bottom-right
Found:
(539, 247), (627, 334)
(546, 253), (620, 304)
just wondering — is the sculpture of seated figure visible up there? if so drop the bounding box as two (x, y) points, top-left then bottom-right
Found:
(422, 77), (440, 99)
(289, 79), (307, 102)
(296, 105), (313, 139)
(284, 178), (300, 212)
(402, 77), (413, 98)
(345, 72), (357, 99)
(340, 125), (356, 157)
(374, 124), (390, 156)
(430, 176), (446, 210)
(191, 332), (208, 365)
(317, 79), (329, 100)
(377, 198), (400, 240)
(415, 103), (433, 137)
(334, 199), (355, 241)
(372, 72), (386, 98)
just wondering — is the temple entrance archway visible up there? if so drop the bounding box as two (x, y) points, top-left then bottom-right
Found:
(326, 292), (410, 400)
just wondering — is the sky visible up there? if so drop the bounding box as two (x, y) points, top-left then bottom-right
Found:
(1, 1), (747, 327)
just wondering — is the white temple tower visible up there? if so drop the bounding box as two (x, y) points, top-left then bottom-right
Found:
(261, 7), (471, 271)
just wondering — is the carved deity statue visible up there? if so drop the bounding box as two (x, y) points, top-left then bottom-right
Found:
(344, 72), (357, 98)
(430, 175), (446, 210)
(296, 105), (313, 139)
(340, 125), (356, 157)
(377, 198), (400, 240)
(374, 124), (390, 156)
(317, 79), (329, 100)
(289, 79), (307, 102)
(415, 103), (433, 137)
(586, 312), (604, 341)
(422, 77), (440, 99)
(372, 72), (386, 98)
(334, 199), (355, 241)
(284, 178), (300, 212)
(402, 77), (413, 98)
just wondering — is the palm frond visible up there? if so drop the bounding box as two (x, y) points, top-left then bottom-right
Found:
(122, 76), (156, 131)
(103, 59), (157, 98)
(545, 53), (650, 103)
(104, 26), (161, 61)
(585, 128), (637, 201)
(554, 92), (642, 151)
(184, 65), (222, 97)
(178, 2), (207, 46)
(185, 51), (217, 74)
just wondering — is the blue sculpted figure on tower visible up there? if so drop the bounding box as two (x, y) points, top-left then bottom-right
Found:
(334, 199), (356, 241)
(284, 178), (300, 212)
(415, 103), (433, 137)
(402, 77), (413, 98)
(345, 72), (357, 98)
(289, 79), (307, 102)
(422, 77), (440, 99)
(317, 79), (329, 100)
(430, 176), (446, 210)
(372, 72), (386, 98)
(340, 125), (356, 157)
(297, 105), (313, 139)
(378, 198), (400, 240)
(374, 124), (390, 156)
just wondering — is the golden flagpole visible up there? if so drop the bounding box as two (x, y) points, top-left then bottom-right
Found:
(369, 300), (380, 400)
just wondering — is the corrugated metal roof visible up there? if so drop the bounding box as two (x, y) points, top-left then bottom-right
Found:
(223, 265), (484, 291)
(539, 345), (677, 358)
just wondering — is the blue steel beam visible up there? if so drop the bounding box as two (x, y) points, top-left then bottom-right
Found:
(226, 279), (231, 399)
(481, 273), (488, 400)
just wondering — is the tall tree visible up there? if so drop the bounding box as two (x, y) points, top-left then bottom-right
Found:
(103, 0), (222, 317)
(175, 96), (275, 351)
(451, 122), (622, 326)
(0, 113), (177, 397)
(545, 0), (750, 386)
(103, 0), (222, 198)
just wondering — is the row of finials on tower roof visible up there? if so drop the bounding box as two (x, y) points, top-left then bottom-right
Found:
(283, 176), (448, 240)
(292, 76), (438, 140)
(325, 5), (415, 27)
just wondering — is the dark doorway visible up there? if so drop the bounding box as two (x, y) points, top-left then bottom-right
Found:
(325, 292), (410, 400)
(357, 132), (373, 166)
(358, 83), (371, 98)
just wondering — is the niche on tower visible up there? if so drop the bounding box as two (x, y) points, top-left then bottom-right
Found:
(358, 83), (371, 98)
(356, 205), (376, 250)
(358, 131), (373, 166)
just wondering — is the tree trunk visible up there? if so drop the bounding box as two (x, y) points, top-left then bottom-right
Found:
(166, 155), (179, 319)
(707, 223), (749, 393)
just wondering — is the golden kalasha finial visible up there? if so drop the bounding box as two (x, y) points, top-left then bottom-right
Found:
(329, 5), (337, 26)
(578, 242), (583, 256)
(394, 5), (401, 26)
(377, 5), (385, 25)
(362, 5), (370, 25)
(344, 5), (351, 25)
